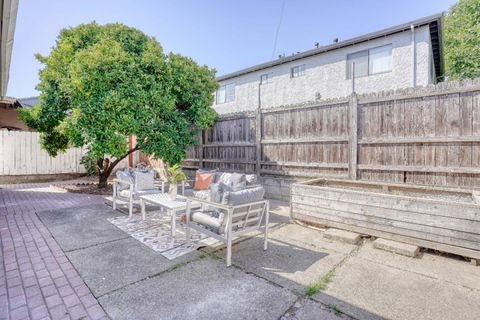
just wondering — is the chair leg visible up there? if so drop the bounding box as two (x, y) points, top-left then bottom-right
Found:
(226, 237), (232, 267)
(112, 183), (117, 210)
(129, 196), (133, 218)
(226, 209), (233, 266)
(186, 225), (191, 244)
(264, 201), (269, 251)
(186, 201), (191, 244)
(141, 199), (146, 220)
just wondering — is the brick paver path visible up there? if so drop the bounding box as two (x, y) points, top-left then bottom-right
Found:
(0, 182), (109, 320)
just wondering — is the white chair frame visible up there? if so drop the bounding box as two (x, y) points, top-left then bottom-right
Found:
(185, 198), (269, 266)
(112, 178), (165, 218)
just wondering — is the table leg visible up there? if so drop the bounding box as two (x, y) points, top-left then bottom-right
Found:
(171, 209), (176, 238)
(140, 199), (146, 220)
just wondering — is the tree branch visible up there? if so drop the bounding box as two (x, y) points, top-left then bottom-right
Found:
(108, 144), (141, 171)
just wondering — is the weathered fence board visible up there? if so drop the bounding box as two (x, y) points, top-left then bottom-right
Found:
(0, 131), (86, 176)
(184, 79), (480, 192)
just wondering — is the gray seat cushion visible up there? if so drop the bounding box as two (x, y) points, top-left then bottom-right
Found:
(119, 188), (161, 200)
(190, 211), (223, 234)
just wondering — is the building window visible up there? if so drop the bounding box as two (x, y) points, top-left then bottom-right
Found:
(216, 83), (235, 104)
(347, 44), (392, 79)
(290, 64), (306, 78)
(346, 50), (368, 78)
(260, 73), (273, 84)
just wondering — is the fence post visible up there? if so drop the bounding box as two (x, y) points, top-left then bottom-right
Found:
(349, 93), (358, 180)
(198, 130), (203, 169)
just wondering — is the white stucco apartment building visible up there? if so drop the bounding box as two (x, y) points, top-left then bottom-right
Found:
(213, 14), (443, 114)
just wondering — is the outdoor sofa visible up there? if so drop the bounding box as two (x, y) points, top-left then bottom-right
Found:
(184, 170), (269, 266)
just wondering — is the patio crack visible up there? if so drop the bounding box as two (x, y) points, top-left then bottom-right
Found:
(94, 252), (211, 299)
(62, 236), (131, 253)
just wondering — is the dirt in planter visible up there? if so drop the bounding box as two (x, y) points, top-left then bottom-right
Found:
(51, 182), (113, 195)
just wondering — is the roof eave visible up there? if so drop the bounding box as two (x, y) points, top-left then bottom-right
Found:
(0, 0), (19, 98)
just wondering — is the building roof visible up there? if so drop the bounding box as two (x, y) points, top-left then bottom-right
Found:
(217, 13), (443, 82)
(0, 0), (19, 98)
(17, 96), (38, 107)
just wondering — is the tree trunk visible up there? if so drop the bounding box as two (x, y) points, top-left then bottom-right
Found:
(98, 171), (110, 189)
(97, 157), (111, 189)
(96, 145), (140, 189)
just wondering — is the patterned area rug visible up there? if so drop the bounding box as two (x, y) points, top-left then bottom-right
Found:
(108, 212), (211, 260)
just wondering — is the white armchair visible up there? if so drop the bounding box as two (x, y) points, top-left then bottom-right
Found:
(112, 169), (163, 218)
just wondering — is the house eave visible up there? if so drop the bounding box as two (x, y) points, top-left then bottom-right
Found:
(0, 0), (19, 98)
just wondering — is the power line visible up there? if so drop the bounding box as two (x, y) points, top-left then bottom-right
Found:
(271, 0), (286, 60)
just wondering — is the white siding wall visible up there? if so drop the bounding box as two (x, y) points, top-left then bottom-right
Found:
(214, 26), (432, 114)
(0, 131), (135, 176)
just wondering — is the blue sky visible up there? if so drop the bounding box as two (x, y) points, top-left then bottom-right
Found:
(8, 0), (457, 98)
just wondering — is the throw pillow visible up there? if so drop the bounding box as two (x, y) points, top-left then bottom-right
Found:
(222, 186), (265, 206)
(206, 182), (225, 223)
(116, 170), (133, 191)
(245, 174), (257, 185)
(229, 173), (247, 190)
(216, 172), (232, 185)
(133, 170), (155, 191)
(208, 183), (223, 203)
(194, 171), (214, 190)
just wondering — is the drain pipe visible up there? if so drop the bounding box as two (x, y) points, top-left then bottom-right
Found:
(411, 24), (416, 87)
(255, 80), (262, 177)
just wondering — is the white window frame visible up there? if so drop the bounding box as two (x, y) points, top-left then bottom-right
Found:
(216, 83), (235, 104)
(346, 44), (392, 79)
(290, 64), (306, 78)
(260, 73), (273, 85)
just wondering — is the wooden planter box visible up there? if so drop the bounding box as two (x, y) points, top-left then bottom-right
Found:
(291, 179), (480, 260)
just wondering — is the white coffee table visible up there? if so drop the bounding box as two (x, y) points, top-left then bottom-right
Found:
(139, 193), (201, 237)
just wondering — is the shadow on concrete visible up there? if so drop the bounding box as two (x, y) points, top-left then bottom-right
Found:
(240, 236), (329, 273)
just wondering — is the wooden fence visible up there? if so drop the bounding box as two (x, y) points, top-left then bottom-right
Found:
(0, 131), (86, 176)
(183, 79), (480, 197)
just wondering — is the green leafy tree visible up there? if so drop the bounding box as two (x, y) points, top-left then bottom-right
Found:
(443, 0), (480, 79)
(20, 22), (217, 188)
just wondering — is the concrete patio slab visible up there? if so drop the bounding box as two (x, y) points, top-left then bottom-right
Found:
(281, 298), (350, 320)
(319, 251), (480, 320)
(215, 224), (358, 294)
(357, 240), (480, 291)
(66, 237), (175, 297)
(98, 256), (297, 320)
(37, 204), (129, 251)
